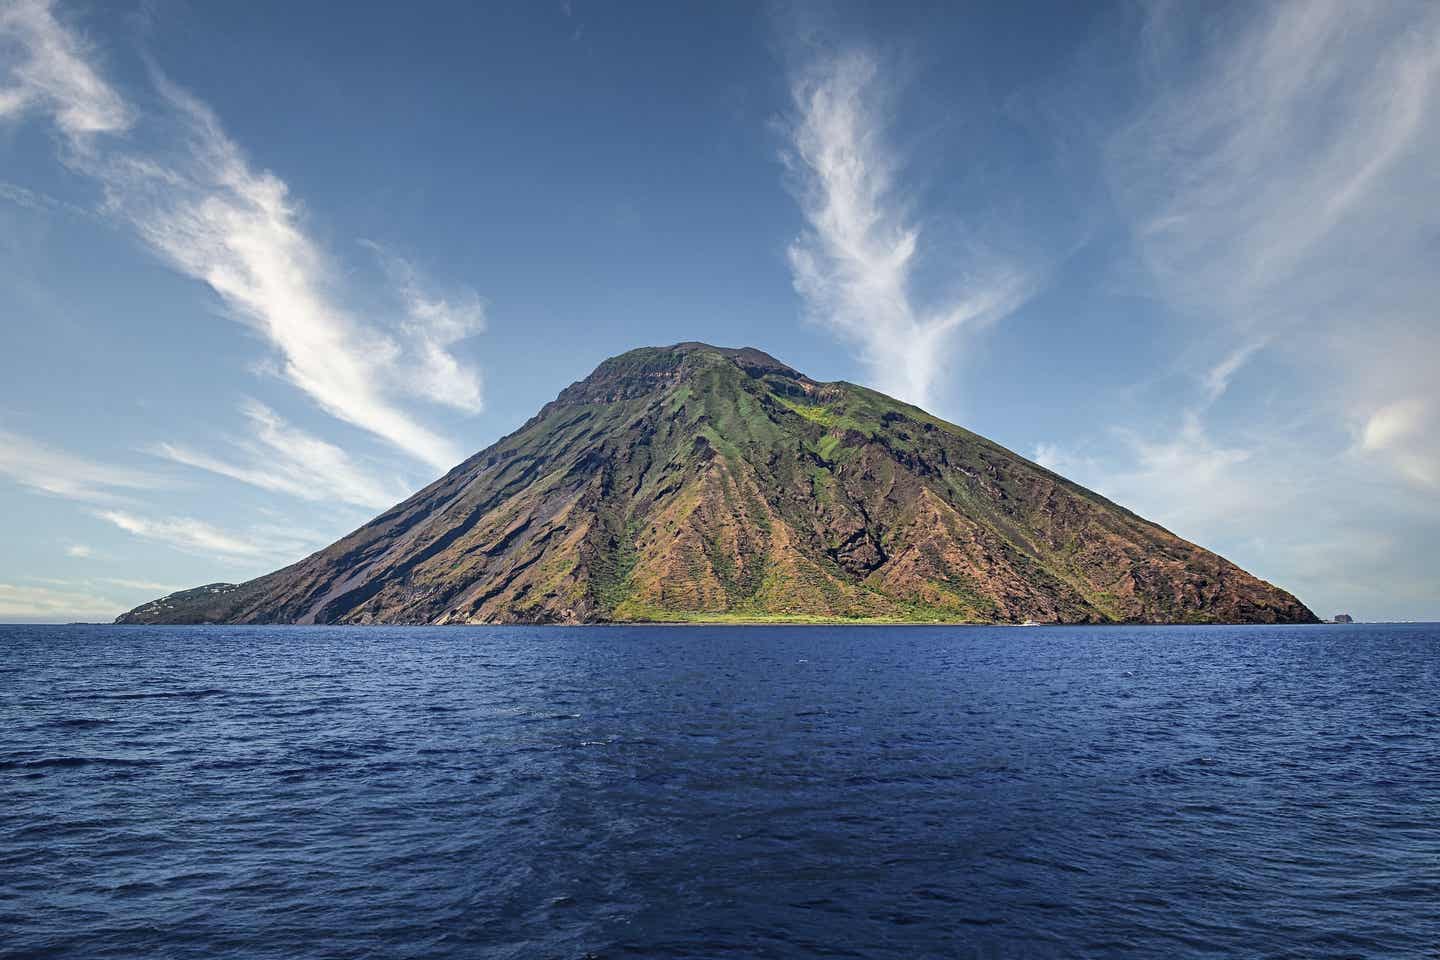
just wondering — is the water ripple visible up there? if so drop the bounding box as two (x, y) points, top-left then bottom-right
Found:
(1, 622), (1437, 959)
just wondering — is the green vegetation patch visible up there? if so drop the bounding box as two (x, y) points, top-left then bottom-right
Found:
(591, 517), (641, 615)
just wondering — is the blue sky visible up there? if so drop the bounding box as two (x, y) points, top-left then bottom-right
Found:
(2, 0), (1437, 622)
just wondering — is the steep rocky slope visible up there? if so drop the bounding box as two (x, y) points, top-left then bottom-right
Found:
(118, 343), (1317, 625)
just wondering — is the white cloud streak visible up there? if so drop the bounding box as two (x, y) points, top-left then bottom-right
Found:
(92, 78), (470, 469)
(0, 577), (185, 620)
(1037, 413), (1272, 543)
(0, 581), (123, 620)
(0, 423), (318, 565)
(155, 399), (410, 510)
(0, 178), (98, 218)
(783, 49), (1030, 408)
(92, 508), (331, 564)
(0, 0), (131, 136)
(1036, 0), (1440, 617)
(1, 0), (484, 471)
(364, 241), (486, 414)
(1109, 0), (1440, 494)
(1202, 339), (1268, 406)
(96, 509), (265, 558)
(100, 576), (180, 592)
(0, 427), (162, 501)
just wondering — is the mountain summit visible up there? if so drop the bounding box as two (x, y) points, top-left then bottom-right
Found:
(119, 343), (1316, 625)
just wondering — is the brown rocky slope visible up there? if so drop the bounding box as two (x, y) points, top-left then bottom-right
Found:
(117, 343), (1318, 625)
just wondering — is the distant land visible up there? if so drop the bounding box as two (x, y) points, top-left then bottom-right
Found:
(118, 343), (1318, 626)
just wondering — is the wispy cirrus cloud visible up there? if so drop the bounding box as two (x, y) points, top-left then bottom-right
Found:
(0, 427), (162, 502)
(363, 241), (486, 414)
(0, 178), (99, 219)
(1201, 339), (1269, 407)
(86, 76), (476, 469)
(0, 0), (130, 136)
(0, 425), (329, 565)
(100, 577), (182, 593)
(96, 510), (260, 557)
(0, 0), (484, 471)
(1036, 414), (1274, 543)
(1107, 0), (1440, 494)
(94, 508), (322, 561)
(155, 399), (411, 510)
(0, 576), (185, 621)
(0, 580), (124, 620)
(782, 48), (1032, 408)
(1036, 0), (1440, 616)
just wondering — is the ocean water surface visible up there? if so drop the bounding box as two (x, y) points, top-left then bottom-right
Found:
(1, 622), (1437, 959)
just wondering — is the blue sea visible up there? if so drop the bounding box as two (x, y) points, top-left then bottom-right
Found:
(2, 623), (1436, 959)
